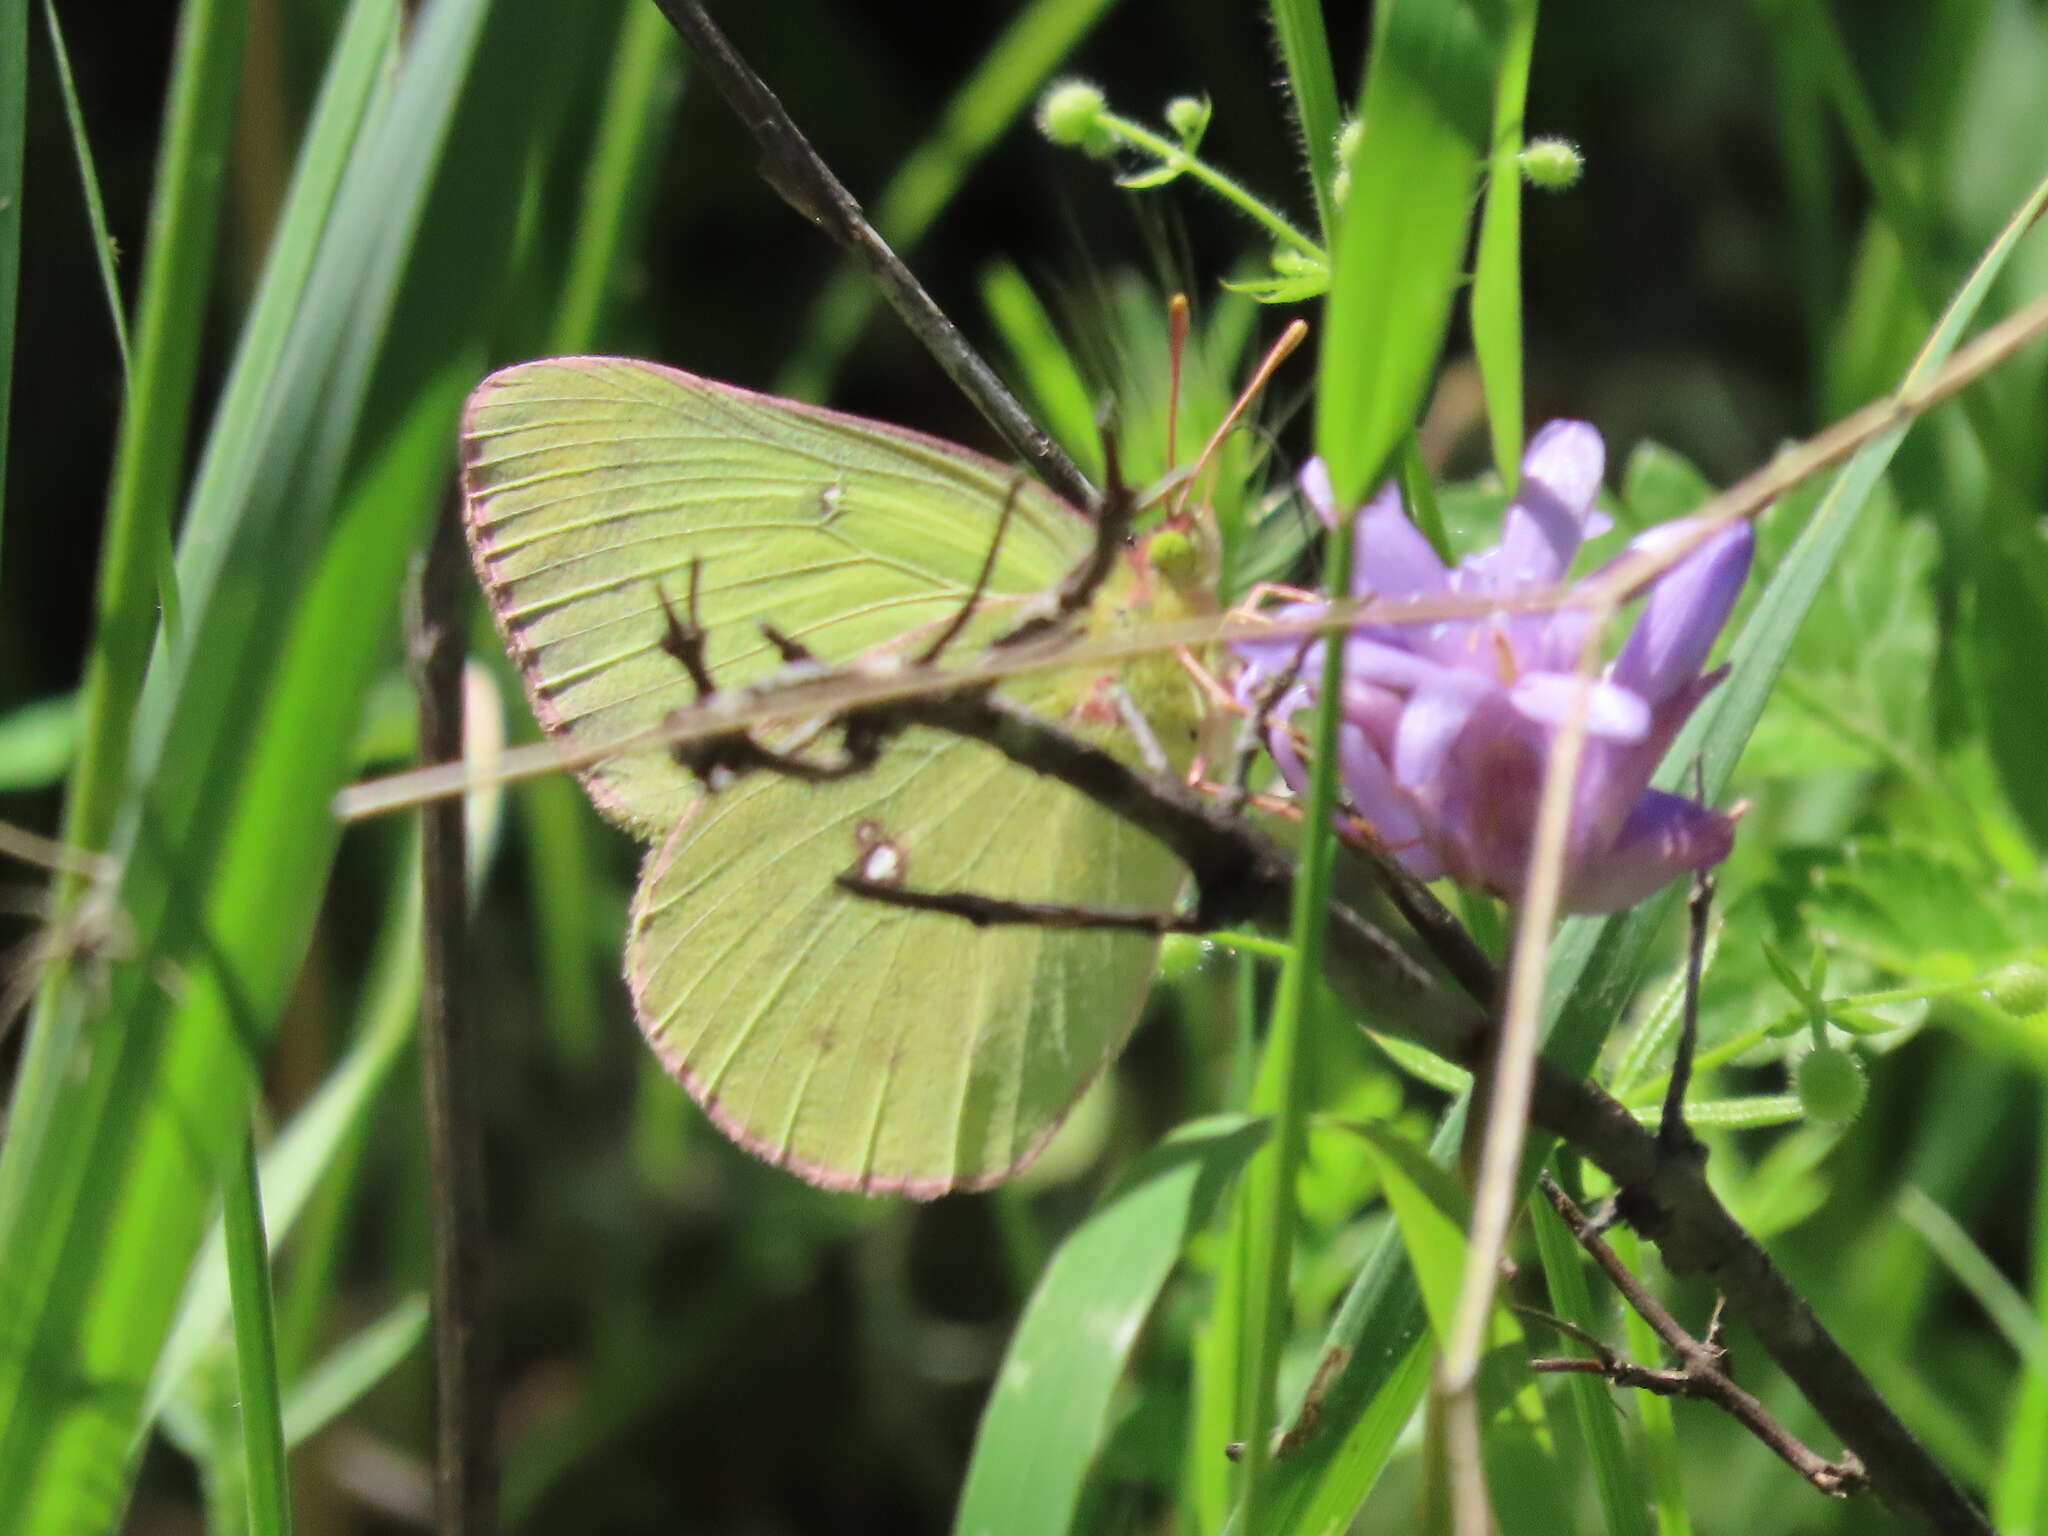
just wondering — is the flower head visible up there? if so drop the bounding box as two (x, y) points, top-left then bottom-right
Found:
(1236, 422), (1752, 914)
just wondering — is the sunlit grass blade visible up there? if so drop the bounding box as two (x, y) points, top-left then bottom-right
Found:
(1899, 1185), (2048, 1374)
(1605, 1227), (1690, 1535)
(1268, 0), (1342, 236)
(1245, 157), (2048, 1536)
(1529, 1188), (1651, 1536)
(222, 1125), (293, 1536)
(547, 0), (683, 356)
(0, 1), (489, 1524)
(1315, 0), (1496, 502)
(280, 1296), (428, 1448)
(40, 0), (130, 375)
(1469, 0), (1536, 483)
(982, 263), (1104, 482)
(1994, 1099), (2048, 1534)
(954, 1116), (1266, 1536)
(777, 0), (1120, 400)
(54, 0), (253, 876)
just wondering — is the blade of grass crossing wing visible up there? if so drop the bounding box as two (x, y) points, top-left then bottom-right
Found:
(1469, 0), (1536, 483)
(40, 0), (131, 374)
(954, 1117), (1266, 1536)
(0, 0), (23, 578)
(1529, 1188), (1652, 1536)
(0, 4), (490, 1526)
(776, 0), (1120, 399)
(1314, 0), (1495, 503)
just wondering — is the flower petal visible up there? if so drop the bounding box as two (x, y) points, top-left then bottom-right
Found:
(1338, 724), (1438, 875)
(1564, 789), (1736, 913)
(1611, 522), (1754, 703)
(1354, 482), (1447, 598)
(1297, 457), (1340, 529)
(1509, 672), (1652, 741)
(1391, 677), (1493, 789)
(1471, 420), (1606, 590)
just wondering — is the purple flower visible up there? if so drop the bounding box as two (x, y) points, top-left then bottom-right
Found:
(1236, 422), (1753, 914)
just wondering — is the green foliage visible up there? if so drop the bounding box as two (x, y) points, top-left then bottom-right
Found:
(8, 2), (2048, 1533)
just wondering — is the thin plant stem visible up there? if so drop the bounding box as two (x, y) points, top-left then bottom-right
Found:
(223, 1122), (294, 1536)
(411, 504), (495, 1536)
(1099, 110), (1326, 261)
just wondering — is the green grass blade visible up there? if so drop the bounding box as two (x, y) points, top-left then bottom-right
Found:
(1268, 0), (1342, 236)
(39, 0), (130, 375)
(280, 1297), (428, 1449)
(547, 0), (682, 356)
(0, 0), (23, 579)
(1605, 1227), (1690, 1535)
(981, 263), (1103, 481)
(1468, 0), (1536, 483)
(222, 1126), (293, 1536)
(1315, 0), (1496, 503)
(954, 1116), (1266, 1536)
(55, 0), (252, 874)
(1529, 1189), (1651, 1536)
(1899, 1185), (2048, 1373)
(776, 0), (1119, 400)
(1994, 1094), (2048, 1534)
(0, 1), (489, 1523)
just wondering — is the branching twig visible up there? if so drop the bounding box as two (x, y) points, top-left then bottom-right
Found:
(1536, 1175), (1867, 1499)
(1659, 869), (1715, 1154)
(644, 0), (1096, 512)
(408, 503), (495, 1536)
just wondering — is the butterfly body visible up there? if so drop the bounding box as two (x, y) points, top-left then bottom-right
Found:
(463, 358), (1199, 1194)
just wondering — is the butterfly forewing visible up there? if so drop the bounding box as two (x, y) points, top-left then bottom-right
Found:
(463, 358), (1087, 836)
(462, 358), (1190, 1194)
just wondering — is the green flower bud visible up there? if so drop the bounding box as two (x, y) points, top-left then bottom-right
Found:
(1795, 1046), (1867, 1126)
(1271, 246), (1319, 276)
(1158, 931), (1208, 981)
(1165, 95), (1209, 141)
(1519, 137), (1584, 190)
(1039, 79), (1109, 150)
(1332, 119), (1363, 206)
(1147, 527), (1198, 584)
(1987, 961), (2048, 1018)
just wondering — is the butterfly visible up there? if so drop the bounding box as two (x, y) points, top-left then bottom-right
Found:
(461, 358), (1212, 1196)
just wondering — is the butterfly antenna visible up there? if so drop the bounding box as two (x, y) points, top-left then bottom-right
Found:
(918, 475), (1026, 665)
(1166, 292), (1191, 474)
(1176, 318), (1308, 521)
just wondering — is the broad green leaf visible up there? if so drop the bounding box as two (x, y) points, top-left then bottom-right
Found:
(954, 1115), (1266, 1536)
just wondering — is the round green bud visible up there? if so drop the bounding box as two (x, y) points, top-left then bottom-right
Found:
(1795, 1046), (1868, 1126)
(1165, 96), (1207, 139)
(1519, 137), (1584, 191)
(1039, 79), (1109, 149)
(1158, 931), (1208, 981)
(1335, 118), (1364, 164)
(1147, 527), (1198, 584)
(1987, 960), (2048, 1018)
(1272, 246), (1319, 276)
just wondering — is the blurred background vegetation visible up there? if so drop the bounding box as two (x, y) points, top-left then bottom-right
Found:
(3, 1), (2047, 1532)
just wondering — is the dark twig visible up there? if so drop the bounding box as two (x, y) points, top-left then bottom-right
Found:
(997, 419), (1138, 650)
(1537, 1175), (1866, 1499)
(1659, 856), (1715, 1155)
(408, 503), (495, 1536)
(645, 0), (1095, 512)
(917, 476), (1024, 665)
(835, 873), (1204, 934)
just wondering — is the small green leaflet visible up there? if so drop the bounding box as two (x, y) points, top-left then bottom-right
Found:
(463, 358), (1196, 1196)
